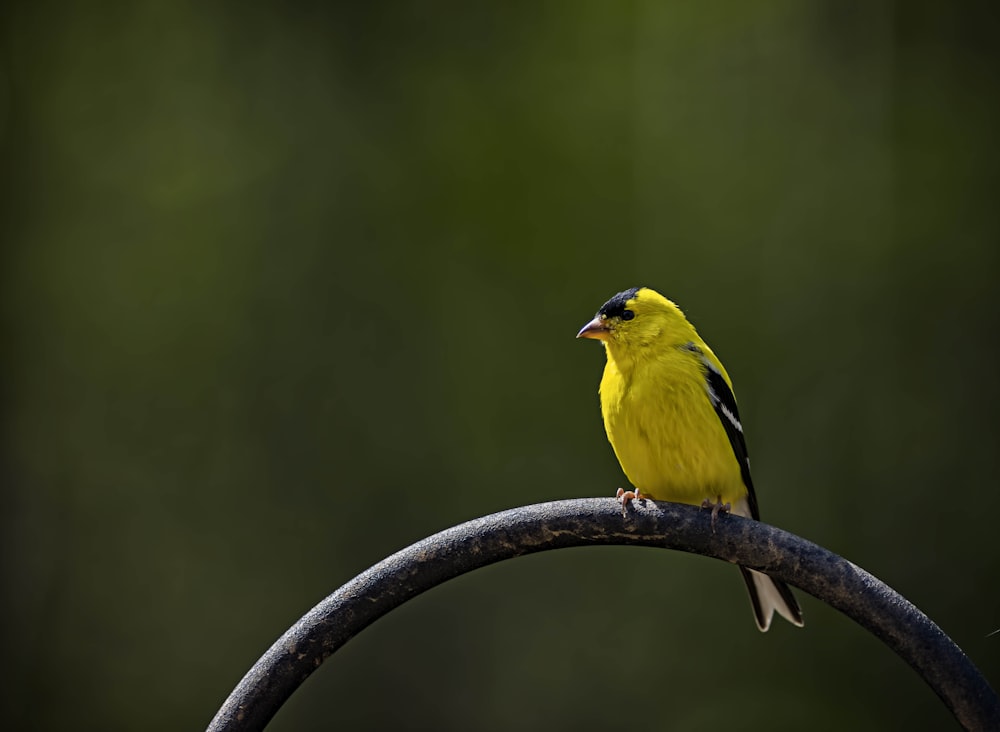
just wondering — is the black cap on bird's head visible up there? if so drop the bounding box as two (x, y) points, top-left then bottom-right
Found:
(597, 287), (641, 320)
(576, 287), (643, 340)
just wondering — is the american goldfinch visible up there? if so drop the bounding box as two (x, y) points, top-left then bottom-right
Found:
(577, 286), (803, 632)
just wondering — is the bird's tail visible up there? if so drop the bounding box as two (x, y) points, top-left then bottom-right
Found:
(739, 567), (804, 632)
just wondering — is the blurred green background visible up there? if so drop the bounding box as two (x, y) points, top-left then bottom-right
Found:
(3, 1), (998, 730)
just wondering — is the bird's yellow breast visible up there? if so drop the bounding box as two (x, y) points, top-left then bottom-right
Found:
(599, 346), (745, 505)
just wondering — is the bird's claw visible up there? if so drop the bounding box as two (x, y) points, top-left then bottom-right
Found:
(616, 487), (644, 517)
(700, 496), (731, 533)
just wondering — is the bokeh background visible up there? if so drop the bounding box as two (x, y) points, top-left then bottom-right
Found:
(3, 2), (998, 730)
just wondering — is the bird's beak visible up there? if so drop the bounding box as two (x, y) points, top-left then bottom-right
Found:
(576, 315), (610, 340)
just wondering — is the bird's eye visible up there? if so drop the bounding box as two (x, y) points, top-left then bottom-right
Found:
(621, 309), (635, 321)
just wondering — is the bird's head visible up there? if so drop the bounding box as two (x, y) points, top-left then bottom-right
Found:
(577, 287), (696, 357)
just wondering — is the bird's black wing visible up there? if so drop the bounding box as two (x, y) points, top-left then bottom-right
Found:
(692, 349), (760, 520)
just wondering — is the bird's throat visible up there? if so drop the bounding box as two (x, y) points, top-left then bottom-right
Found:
(604, 339), (639, 378)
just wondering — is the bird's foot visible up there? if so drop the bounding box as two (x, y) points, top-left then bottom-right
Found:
(700, 496), (731, 533)
(616, 487), (644, 517)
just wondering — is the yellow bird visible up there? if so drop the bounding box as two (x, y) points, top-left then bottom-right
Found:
(578, 286), (803, 631)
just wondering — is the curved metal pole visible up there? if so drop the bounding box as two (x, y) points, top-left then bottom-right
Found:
(207, 498), (999, 731)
